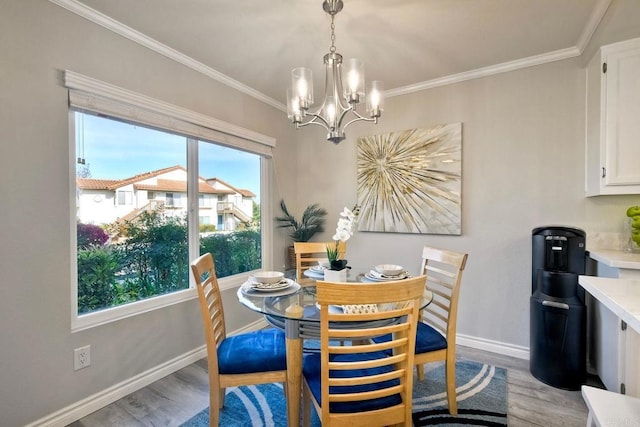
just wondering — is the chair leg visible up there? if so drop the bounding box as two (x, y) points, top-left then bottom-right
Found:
(302, 383), (311, 427)
(210, 388), (221, 427)
(416, 363), (425, 381)
(445, 356), (457, 415)
(219, 387), (226, 408)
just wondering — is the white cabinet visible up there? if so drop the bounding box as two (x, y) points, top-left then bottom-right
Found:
(585, 37), (640, 196)
(581, 253), (640, 397)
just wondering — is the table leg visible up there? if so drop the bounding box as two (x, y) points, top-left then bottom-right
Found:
(285, 305), (304, 427)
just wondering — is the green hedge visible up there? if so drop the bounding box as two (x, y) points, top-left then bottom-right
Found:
(77, 213), (261, 314)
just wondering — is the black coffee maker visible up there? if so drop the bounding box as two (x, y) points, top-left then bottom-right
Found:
(530, 226), (586, 390)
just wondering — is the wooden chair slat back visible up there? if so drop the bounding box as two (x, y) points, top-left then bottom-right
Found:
(190, 253), (226, 362)
(314, 276), (426, 425)
(294, 241), (346, 284)
(420, 246), (468, 340)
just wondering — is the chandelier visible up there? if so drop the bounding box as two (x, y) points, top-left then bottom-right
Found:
(286, 0), (384, 144)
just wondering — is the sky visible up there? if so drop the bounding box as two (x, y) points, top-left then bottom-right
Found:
(76, 112), (261, 199)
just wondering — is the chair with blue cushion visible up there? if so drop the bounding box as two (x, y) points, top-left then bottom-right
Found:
(413, 246), (468, 415)
(301, 276), (426, 426)
(190, 253), (288, 427)
(372, 246), (467, 416)
(294, 241), (346, 285)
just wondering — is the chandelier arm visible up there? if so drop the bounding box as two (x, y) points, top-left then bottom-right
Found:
(333, 104), (352, 129)
(298, 121), (332, 131)
(296, 114), (332, 132)
(342, 115), (376, 132)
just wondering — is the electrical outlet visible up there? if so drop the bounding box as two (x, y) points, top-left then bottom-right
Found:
(74, 345), (91, 371)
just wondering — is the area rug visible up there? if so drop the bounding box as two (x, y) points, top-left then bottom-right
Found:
(180, 359), (507, 426)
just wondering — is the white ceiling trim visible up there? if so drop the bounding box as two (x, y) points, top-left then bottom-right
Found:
(575, 0), (613, 53)
(48, 0), (284, 111)
(386, 46), (581, 98)
(50, 0), (612, 107)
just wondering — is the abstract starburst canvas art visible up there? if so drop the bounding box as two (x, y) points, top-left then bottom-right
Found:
(357, 123), (462, 234)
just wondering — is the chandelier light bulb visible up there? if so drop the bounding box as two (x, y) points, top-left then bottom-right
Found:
(292, 67), (313, 109)
(367, 80), (384, 118)
(287, 88), (302, 123)
(345, 58), (364, 102)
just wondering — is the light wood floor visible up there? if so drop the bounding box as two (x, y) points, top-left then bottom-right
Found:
(69, 345), (590, 426)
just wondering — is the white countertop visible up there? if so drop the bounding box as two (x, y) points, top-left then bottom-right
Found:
(588, 249), (640, 270)
(579, 275), (640, 334)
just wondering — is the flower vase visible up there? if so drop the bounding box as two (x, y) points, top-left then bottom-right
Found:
(625, 217), (640, 253)
(324, 268), (347, 281)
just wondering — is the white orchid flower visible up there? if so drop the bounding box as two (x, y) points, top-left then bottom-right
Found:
(327, 205), (361, 264)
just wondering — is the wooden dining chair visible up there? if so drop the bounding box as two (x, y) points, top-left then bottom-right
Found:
(413, 246), (468, 415)
(294, 241), (346, 285)
(372, 246), (467, 415)
(190, 253), (288, 427)
(301, 276), (427, 427)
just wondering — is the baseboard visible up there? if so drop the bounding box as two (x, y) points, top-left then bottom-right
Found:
(457, 333), (530, 360)
(26, 319), (266, 427)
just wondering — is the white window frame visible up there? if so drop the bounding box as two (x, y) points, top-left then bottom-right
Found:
(66, 71), (275, 332)
(117, 190), (133, 205)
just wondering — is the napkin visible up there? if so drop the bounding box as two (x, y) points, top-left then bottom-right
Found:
(341, 304), (379, 314)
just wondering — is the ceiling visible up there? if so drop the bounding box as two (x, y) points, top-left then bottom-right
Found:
(58, 0), (610, 109)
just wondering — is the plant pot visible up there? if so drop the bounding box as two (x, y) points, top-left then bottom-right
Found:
(324, 268), (347, 282)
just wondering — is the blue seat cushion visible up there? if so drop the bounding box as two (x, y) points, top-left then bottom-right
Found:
(302, 351), (402, 413)
(371, 322), (447, 354)
(414, 322), (447, 354)
(217, 328), (287, 374)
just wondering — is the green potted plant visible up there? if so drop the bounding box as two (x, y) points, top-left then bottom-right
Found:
(276, 200), (327, 268)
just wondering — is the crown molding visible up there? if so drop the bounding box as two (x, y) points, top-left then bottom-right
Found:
(48, 0), (285, 111)
(575, 0), (613, 53)
(386, 46), (581, 98)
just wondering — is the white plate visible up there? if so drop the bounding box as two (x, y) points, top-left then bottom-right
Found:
(365, 271), (410, 281)
(309, 266), (327, 273)
(248, 278), (294, 291)
(303, 269), (325, 279)
(314, 302), (345, 314)
(241, 281), (300, 297)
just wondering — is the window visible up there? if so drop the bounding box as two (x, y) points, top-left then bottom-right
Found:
(117, 190), (133, 205)
(67, 70), (275, 331)
(73, 111), (264, 324)
(199, 194), (213, 208)
(166, 192), (175, 207)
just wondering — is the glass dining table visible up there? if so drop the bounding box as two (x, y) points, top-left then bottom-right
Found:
(236, 269), (433, 426)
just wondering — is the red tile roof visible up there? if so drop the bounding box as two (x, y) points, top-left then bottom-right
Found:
(76, 178), (120, 190)
(76, 165), (251, 197)
(206, 177), (255, 198)
(134, 179), (233, 194)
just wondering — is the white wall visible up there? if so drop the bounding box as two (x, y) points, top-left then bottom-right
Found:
(0, 1), (296, 425)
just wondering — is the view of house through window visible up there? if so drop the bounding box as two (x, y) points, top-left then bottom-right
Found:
(74, 112), (261, 315)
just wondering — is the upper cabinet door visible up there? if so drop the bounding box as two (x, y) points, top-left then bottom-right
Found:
(585, 37), (640, 196)
(604, 40), (640, 186)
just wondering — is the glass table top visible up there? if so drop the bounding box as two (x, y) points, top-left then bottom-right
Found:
(237, 282), (433, 324)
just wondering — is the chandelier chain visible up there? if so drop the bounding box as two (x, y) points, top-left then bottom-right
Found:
(330, 15), (336, 53)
